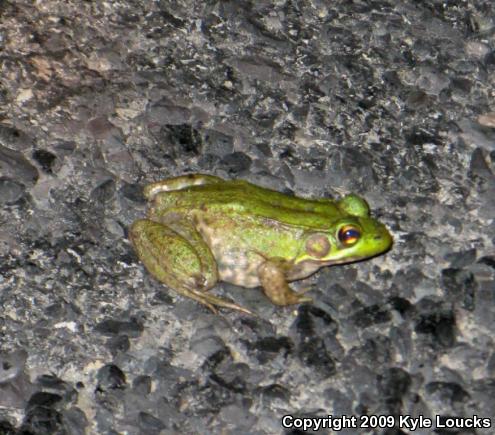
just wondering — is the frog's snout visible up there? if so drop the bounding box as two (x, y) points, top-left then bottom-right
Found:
(378, 228), (393, 250)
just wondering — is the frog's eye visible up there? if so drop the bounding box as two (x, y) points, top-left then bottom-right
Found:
(338, 225), (361, 246)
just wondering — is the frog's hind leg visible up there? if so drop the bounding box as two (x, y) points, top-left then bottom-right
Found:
(130, 219), (252, 315)
(130, 218), (216, 300)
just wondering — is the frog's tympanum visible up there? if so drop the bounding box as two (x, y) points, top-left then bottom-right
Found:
(130, 174), (393, 314)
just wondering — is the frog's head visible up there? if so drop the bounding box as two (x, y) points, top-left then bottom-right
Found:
(297, 194), (393, 266)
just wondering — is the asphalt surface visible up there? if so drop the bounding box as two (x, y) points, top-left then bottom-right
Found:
(0, 1), (494, 434)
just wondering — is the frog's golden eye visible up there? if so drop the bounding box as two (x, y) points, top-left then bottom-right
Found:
(338, 225), (361, 246)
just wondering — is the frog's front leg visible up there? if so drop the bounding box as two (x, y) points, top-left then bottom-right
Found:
(258, 258), (313, 306)
(130, 219), (253, 315)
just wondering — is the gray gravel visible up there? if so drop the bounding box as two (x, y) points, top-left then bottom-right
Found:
(0, 1), (494, 434)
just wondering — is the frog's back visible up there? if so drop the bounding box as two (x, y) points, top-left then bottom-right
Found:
(151, 178), (343, 229)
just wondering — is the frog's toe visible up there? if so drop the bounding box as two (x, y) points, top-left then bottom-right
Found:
(295, 294), (313, 304)
(180, 288), (254, 316)
(298, 285), (314, 295)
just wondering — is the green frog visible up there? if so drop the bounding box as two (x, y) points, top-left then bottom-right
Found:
(130, 174), (393, 315)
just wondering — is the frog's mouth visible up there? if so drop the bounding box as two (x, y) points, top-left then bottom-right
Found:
(289, 248), (390, 281)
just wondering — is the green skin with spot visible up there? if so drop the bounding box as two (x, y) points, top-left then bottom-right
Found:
(130, 174), (393, 314)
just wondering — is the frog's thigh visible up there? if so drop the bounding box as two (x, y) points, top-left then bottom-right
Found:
(258, 260), (313, 306)
(130, 219), (218, 292)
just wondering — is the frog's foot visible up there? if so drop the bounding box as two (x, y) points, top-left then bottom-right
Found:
(179, 287), (254, 316)
(258, 260), (313, 306)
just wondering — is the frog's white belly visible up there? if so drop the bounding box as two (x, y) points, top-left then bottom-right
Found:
(194, 218), (260, 287)
(213, 249), (262, 288)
